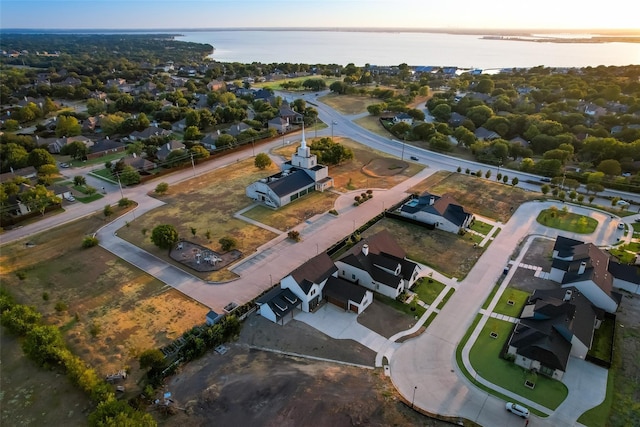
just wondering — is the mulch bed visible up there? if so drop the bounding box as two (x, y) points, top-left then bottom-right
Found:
(169, 240), (242, 272)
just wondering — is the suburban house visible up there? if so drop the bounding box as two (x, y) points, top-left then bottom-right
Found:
(607, 261), (640, 294)
(87, 138), (125, 160)
(121, 154), (157, 172)
(474, 127), (500, 141)
(156, 140), (186, 162)
(280, 253), (337, 312)
(549, 236), (622, 313)
(393, 112), (414, 125)
(246, 128), (333, 208)
(267, 117), (290, 134)
(279, 104), (304, 125)
(448, 112), (466, 127)
(506, 287), (602, 380)
(398, 192), (474, 233)
(335, 230), (420, 299)
(207, 79), (225, 91)
(0, 166), (37, 184)
(47, 135), (94, 154)
(256, 287), (302, 325)
(129, 126), (171, 141)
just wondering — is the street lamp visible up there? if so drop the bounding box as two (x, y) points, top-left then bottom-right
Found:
(116, 174), (125, 199)
(331, 121), (337, 139)
(411, 386), (417, 408)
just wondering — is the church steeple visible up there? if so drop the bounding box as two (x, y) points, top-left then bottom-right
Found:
(300, 123), (306, 149)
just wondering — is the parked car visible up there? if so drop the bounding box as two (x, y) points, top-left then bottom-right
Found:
(59, 162), (69, 168)
(65, 195), (75, 202)
(505, 402), (530, 418)
(618, 223), (625, 230)
(616, 200), (630, 206)
(410, 156), (419, 161)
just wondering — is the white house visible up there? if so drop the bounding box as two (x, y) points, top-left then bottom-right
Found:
(393, 112), (414, 125)
(399, 192), (474, 233)
(280, 252), (338, 312)
(506, 287), (602, 381)
(246, 127), (333, 208)
(335, 230), (420, 299)
(549, 236), (621, 313)
(256, 287), (301, 325)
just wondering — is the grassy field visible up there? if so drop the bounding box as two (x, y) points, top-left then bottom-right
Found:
(470, 220), (494, 235)
(242, 191), (338, 231)
(272, 137), (424, 192)
(493, 288), (529, 317)
(588, 316), (615, 361)
(363, 218), (482, 279)
(116, 157), (278, 281)
(408, 171), (541, 223)
(353, 115), (393, 138)
(469, 318), (568, 410)
(318, 93), (381, 115)
(536, 209), (599, 234)
(252, 76), (341, 91)
(0, 211), (208, 382)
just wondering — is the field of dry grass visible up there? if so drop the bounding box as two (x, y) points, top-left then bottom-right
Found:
(363, 218), (482, 279)
(116, 158), (279, 281)
(0, 214), (209, 381)
(318, 93), (380, 115)
(272, 137), (423, 193)
(407, 171), (541, 223)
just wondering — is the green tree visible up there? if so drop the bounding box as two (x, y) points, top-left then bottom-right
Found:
(150, 224), (179, 250)
(28, 148), (56, 168)
(0, 304), (41, 335)
(139, 348), (167, 370)
(86, 98), (106, 116)
(390, 121), (411, 137)
(475, 78), (495, 94)
(154, 182), (169, 195)
(597, 159), (621, 177)
(466, 105), (494, 127)
(22, 184), (59, 215)
(4, 119), (20, 131)
(55, 115), (81, 137)
(73, 175), (86, 186)
(485, 170), (492, 179)
(216, 134), (235, 149)
(126, 141), (144, 156)
(88, 400), (156, 427)
(184, 125), (202, 141)
(103, 204), (113, 218)
(62, 140), (89, 161)
(254, 153), (272, 170)
(541, 184), (550, 196)
(38, 164), (58, 177)
(219, 236), (237, 251)
(119, 165), (140, 185)
(190, 145), (209, 159)
(22, 324), (65, 367)
(511, 177), (519, 186)
(430, 103), (452, 122)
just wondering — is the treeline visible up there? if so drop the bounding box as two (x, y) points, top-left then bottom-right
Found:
(0, 288), (156, 426)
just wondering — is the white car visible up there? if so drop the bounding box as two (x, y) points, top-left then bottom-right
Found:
(506, 402), (530, 418)
(65, 195), (75, 202)
(616, 200), (630, 206)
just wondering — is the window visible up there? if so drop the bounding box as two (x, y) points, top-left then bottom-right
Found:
(351, 274), (356, 280)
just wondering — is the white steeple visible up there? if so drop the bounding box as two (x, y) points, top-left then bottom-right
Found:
(300, 123), (306, 149)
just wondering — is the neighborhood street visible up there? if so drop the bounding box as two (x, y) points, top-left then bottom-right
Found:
(1, 94), (639, 427)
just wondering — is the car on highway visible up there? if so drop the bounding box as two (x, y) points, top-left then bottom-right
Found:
(540, 177), (552, 182)
(410, 156), (419, 161)
(505, 402), (530, 418)
(616, 200), (630, 206)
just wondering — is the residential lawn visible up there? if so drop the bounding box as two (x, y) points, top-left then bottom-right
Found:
(90, 168), (116, 182)
(242, 191), (338, 231)
(588, 316), (615, 362)
(470, 220), (493, 235)
(536, 208), (598, 234)
(69, 151), (126, 168)
(0, 209), (208, 384)
(363, 218), (482, 279)
(608, 246), (638, 264)
(469, 318), (568, 410)
(318, 93), (382, 115)
(76, 193), (103, 204)
(115, 157), (279, 282)
(411, 277), (446, 305)
(493, 288), (529, 317)
(407, 171), (540, 223)
(436, 287), (455, 310)
(482, 282), (501, 310)
(271, 137), (423, 192)
(469, 233), (484, 244)
(376, 294), (426, 318)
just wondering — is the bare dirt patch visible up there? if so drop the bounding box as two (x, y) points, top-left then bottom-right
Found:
(408, 171), (540, 222)
(157, 312), (450, 427)
(362, 158), (408, 177)
(357, 300), (418, 338)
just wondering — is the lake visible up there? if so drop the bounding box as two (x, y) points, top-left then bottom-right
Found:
(177, 30), (640, 69)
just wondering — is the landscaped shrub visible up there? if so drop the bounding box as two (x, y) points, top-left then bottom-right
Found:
(219, 236), (237, 251)
(288, 230), (301, 242)
(118, 197), (133, 207)
(82, 236), (99, 248)
(328, 209), (338, 216)
(54, 301), (69, 312)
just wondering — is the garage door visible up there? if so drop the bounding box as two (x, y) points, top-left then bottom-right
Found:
(327, 295), (346, 310)
(349, 303), (359, 314)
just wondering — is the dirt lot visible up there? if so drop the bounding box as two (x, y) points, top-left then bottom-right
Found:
(157, 312), (451, 427)
(357, 300), (419, 338)
(318, 93), (383, 115)
(408, 171), (540, 223)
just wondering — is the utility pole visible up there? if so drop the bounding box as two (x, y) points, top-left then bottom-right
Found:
(190, 153), (196, 177)
(116, 174), (124, 199)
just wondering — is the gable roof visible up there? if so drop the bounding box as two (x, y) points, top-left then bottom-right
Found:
(401, 192), (472, 227)
(553, 236), (585, 258)
(553, 242), (615, 298)
(324, 276), (369, 305)
(265, 169), (315, 197)
(474, 126), (500, 140)
(256, 287), (301, 320)
(608, 261), (640, 285)
(288, 252), (338, 294)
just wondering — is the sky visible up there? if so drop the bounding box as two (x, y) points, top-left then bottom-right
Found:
(0, 0), (638, 31)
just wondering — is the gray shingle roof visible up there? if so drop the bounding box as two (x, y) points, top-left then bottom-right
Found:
(289, 253), (338, 294)
(266, 169), (315, 197)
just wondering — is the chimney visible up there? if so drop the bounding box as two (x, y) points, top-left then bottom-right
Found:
(563, 290), (573, 302)
(429, 196), (435, 205)
(362, 244), (369, 257)
(578, 261), (586, 275)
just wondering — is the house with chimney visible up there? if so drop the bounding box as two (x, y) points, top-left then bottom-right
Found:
(156, 140), (186, 162)
(506, 287), (603, 380)
(549, 236), (622, 313)
(399, 192), (474, 234)
(335, 230), (420, 299)
(246, 127), (333, 208)
(280, 253), (338, 312)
